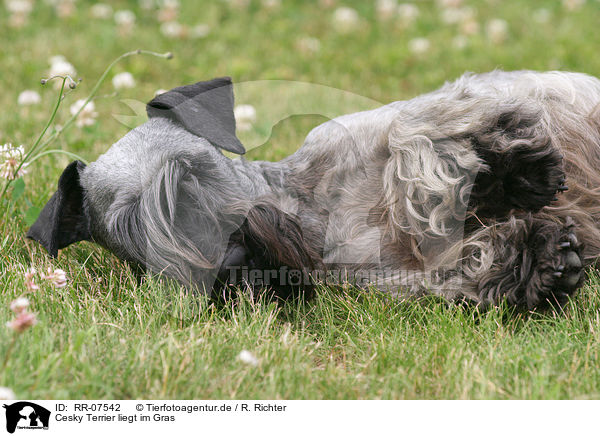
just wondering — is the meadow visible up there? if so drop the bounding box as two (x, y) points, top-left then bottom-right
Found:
(2, 0), (600, 399)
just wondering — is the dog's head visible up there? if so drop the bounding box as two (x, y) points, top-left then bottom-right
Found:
(26, 77), (246, 259)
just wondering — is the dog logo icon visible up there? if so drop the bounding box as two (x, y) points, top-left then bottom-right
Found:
(2, 402), (50, 433)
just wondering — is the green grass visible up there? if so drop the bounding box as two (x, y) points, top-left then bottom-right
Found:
(2, 0), (600, 399)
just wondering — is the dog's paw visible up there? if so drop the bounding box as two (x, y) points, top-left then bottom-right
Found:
(536, 217), (584, 306)
(478, 215), (584, 310)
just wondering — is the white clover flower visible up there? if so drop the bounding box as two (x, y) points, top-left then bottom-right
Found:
(190, 23), (210, 39)
(160, 21), (184, 38)
(42, 267), (67, 288)
(440, 6), (473, 24)
(155, 89), (167, 96)
(0, 387), (16, 401)
(157, 0), (179, 22)
(17, 90), (41, 106)
(332, 6), (360, 33)
(6, 0), (31, 26)
(6, 311), (37, 333)
(5, 0), (32, 14)
(460, 18), (479, 36)
(261, 0), (281, 9)
(234, 104), (257, 132)
(296, 36), (321, 55)
(486, 18), (508, 44)
(90, 3), (113, 19)
(237, 350), (258, 366)
(112, 72), (136, 89)
(0, 143), (27, 180)
(48, 56), (76, 78)
(24, 267), (39, 291)
(138, 0), (155, 10)
(69, 99), (98, 128)
(48, 54), (65, 64)
(437, 0), (463, 8)
(533, 8), (551, 23)
(397, 3), (419, 26)
(55, 0), (76, 18)
(408, 37), (430, 55)
(161, 0), (179, 9)
(563, 0), (585, 11)
(114, 9), (136, 33)
(376, 0), (397, 21)
(10, 297), (30, 314)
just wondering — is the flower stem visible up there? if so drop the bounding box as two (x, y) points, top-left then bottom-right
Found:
(27, 150), (89, 166)
(1, 79), (66, 198)
(36, 50), (171, 153)
(1, 334), (18, 372)
(1, 49), (172, 198)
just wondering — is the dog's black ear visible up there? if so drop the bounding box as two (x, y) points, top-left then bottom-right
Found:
(27, 160), (90, 257)
(146, 77), (246, 154)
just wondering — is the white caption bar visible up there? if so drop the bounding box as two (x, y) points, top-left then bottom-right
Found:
(0, 400), (596, 435)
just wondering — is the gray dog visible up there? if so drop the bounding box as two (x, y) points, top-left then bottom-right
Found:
(28, 71), (600, 309)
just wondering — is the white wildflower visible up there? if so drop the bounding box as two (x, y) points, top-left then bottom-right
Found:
(69, 99), (98, 128)
(0, 387), (16, 400)
(234, 104), (257, 132)
(261, 0), (281, 9)
(10, 297), (30, 314)
(237, 350), (258, 366)
(90, 3), (113, 19)
(114, 9), (136, 33)
(55, 0), (76, 18)
(5, 0), (32, 14)
(190, 23), (210, 39)
(397, 3), (419, 26)
(332, 7), (359, 33)
(408, 37), (430, 55)
(296, 36), (321, 55)
(24, 267), (39, 291)
(138, 0), (155, 9)
(376, 0), (397, 21)
(42, 267), (67, 288)
(460, 18), (479, 36)
(112, 72), (136, 89)
(437, 0), (463, 8)
(48, 56), (76, 78)
(6, 311), (37, 333)
(157, 0), (178, 22)
(441, 6), (473, 24)
(563, 0), (585, 10)
(160, 21), (184, 38)
(486, 18), (508, 44)
(17, 90), (41, 106)
(155, 89), (167, 96)
(6, 0), (32, 27)
(0, 144), (27, 180)
(533, 8), (551, 23)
